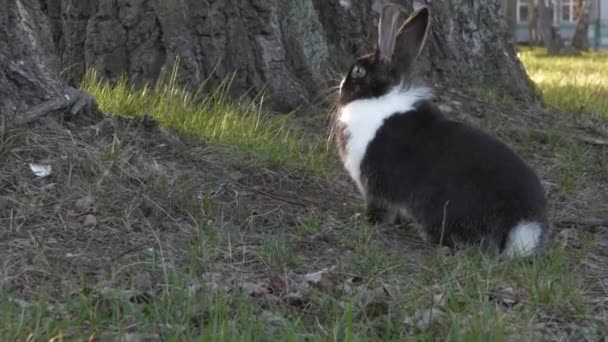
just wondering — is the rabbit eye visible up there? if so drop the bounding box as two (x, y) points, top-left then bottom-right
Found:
(351, 65), (366, 78)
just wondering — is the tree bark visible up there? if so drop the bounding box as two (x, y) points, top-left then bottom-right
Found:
(529, 0), (541, 45)
(538, 0), (564, 54)
(0, 0), (94, 128)
(571, 0), (591, 51)
(504, 0), (518, 39)
(2, 0), (538, 124)
(424, 0), (537, 101)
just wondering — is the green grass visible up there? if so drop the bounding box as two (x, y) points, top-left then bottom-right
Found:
(81, 68), (330, 172)
(518, 47), (608, 116)
(1, 237), (601, 341)
(2, 48), (607, 341)
(295, 209), (325, 238)
(259, 235), (300, 270)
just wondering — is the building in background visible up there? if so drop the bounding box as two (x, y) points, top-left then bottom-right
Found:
(502, 0), (608, 48)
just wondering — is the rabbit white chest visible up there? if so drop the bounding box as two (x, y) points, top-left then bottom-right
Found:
(338, 86), (431, 193)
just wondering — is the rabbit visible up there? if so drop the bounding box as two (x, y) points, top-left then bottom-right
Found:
(334, 4), (550, 258)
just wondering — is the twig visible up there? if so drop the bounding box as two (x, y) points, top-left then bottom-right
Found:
(576, 135), (608, 146)
(229, 240), (328, 250)
(237, 182), (314, 208)
(111, 243), (153, 262)
(145, 217), (170, 298)
(556, 218), (608, 228)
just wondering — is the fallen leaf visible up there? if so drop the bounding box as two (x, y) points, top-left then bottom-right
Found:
(557, 228), (583, 249)
(241, 282), (268, 297)
(304, 267), (338, 291)
(361, 286), (391, 319)
(304, 270), (323, 283)
(337, 282), (353, 295)
(83, 214), (97, 227)
(29, 163), (52, 177)
(66, 209), (79, 218)
(429, 284), (446, 306)
(403, 308), (447, 331)
(229, 171), (244, 181)
(75, 195), (96, 213)
(187, 284), (204, 299)
(362, 286), (390, 301)
(187, 280), (221, 299)
(129, 292), (153, 304)
(283, 292), (308, 308)
(41, 183), (56, 191)
(364, 301), (389, 319)
(268, 275), (288, 295)
(132, 272), (153, 292)
(488, 285), (519, 308)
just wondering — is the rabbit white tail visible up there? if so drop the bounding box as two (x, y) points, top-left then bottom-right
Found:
(504, 221), (546, 258)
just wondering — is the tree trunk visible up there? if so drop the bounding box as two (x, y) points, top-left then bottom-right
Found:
(2, 0), (537, 124)
(538, 0), (564, 54)
(529, 0), (541, 45)
(0, 0), (94, 128)
(571, 0), (591, 51)
(504, 0), (518, 39)
(424, 0), (537, 100)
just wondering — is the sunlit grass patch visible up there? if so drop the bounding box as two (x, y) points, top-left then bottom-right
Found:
(518, 47), (608, 116)
(81, 67), (330, 172)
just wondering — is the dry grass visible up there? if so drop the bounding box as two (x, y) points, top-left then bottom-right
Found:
(81, 68), (331, 172)
(0, 62), (607, 339)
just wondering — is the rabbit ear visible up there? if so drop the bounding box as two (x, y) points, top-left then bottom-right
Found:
(393, 6), (431, 72)
(377, 3), (406, 64)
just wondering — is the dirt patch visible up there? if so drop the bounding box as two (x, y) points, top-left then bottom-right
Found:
(0, 110), (355, 298)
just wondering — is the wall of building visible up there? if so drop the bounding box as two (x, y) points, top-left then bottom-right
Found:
(512, 0), (608, 48)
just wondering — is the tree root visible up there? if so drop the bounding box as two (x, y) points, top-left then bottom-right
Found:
(8, 88), (96, 128)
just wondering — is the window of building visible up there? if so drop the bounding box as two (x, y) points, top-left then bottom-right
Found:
(517, 0), (579, 24)
(561, 0), (579, 22)
(517, 0), (530, 22)
(518, 0), (530, 22)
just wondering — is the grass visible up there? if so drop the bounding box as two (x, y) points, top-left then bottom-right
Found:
(259, 235), (300, 270)
(1, 231), (602, 341)
(518, 47), (608, 116)
(1, 51), (607, 340)
(81, 67), (331, 172)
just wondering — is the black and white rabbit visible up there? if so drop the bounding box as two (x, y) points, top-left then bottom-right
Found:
(335, 4), (549, 258)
